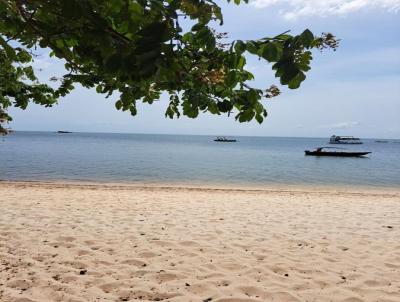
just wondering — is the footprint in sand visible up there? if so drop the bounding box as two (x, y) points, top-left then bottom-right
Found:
(98, 281), (126, 293)
(13, 298), (37, 302)
(56, 236), (76, 242)
(120, 258), (147, 267)
(6, 279), (31, 291)
(61, 260), (88, 270)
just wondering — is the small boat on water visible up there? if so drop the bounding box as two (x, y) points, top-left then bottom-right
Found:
(329, 135), (363, 144)
(57, 130), (72, 134)
(214, 136), (237, 142)
(305, 147), (371, 157)
(375, 140), (388, 143)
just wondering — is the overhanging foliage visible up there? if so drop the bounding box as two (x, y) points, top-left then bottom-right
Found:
(0, 0), (338, 133)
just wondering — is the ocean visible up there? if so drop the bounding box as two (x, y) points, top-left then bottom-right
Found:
(1, 131), (399, 188)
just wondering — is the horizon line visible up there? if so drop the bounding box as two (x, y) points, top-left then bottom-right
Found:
(7, 130), (400, 140)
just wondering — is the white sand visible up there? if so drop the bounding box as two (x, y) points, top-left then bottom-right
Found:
(0, 182), (399, 302)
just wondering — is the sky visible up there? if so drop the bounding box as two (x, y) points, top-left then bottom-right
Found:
(8, 0), (400, 138)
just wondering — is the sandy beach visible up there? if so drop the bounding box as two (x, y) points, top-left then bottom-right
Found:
(0, 182), (399, 302)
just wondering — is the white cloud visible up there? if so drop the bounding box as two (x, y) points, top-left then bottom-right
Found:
(251, 0), (400, 19)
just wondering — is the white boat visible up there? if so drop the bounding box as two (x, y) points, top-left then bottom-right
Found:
(214, 136), (237, 142)
(329, 135), (363, 144)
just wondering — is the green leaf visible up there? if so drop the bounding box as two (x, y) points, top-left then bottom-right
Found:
(236, 56), (246, 69)
(259, 43), (280, 62)
(238, 110), (255, 122)
(183, 102), (199, 118)
(234, 40), (246, 54)
(205, 35), (216, 51)
(217, 100), (233, 113)
(129, 2), (143, 16)
(299, 29), (314, 48)
(276, 62), (300, 85)
(255, 114), (263, 124)
(0, 36), (16, 59)
(288, 72), (306, 89)
(246, 41), (258, 54)
(225, 71), (237, 87)
(115, 100), (123, 110)
(191, 23), (204, 32)
(130, 106), (137, 116)
(208, 102), (220, 114)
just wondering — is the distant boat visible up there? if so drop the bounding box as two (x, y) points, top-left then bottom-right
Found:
(375, 140), (388, 143)
(57, 131), (72, 134)
(214, 136), (237, 142)
(329, 135), (363, 144)
(305, 147), (371, 157)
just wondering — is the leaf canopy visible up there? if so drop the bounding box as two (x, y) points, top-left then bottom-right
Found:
(0, 0), (338, 134)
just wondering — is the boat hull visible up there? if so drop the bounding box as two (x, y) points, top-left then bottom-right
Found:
(214, 140), (237, 142)
(305, 150), (371, 157)
(329, 141), (363, 144)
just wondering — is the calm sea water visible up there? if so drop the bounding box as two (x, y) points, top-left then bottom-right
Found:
(1, 131), (399, 188)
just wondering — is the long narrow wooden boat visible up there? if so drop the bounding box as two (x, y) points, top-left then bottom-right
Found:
(305, 150), (371, 157)
(305, 147), (371, 157)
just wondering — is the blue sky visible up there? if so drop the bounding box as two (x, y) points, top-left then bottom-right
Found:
(8, 0), (400, 138)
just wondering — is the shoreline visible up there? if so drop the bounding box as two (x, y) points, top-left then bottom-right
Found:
(2, 179), (400, 196)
